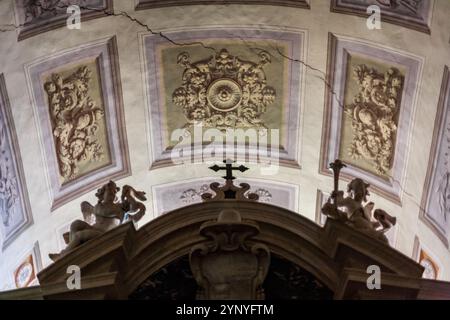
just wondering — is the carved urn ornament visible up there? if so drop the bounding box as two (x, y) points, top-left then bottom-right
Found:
(173, 49), (276, 129)
(322, 160), (397, 244)
(188, 160), (271, 299)
(189, 208), (270, 300)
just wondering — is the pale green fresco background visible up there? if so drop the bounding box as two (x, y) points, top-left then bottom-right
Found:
(42, 58), (112, 185)
(157, 40), (290, 148)
(339, 53), (406, 180)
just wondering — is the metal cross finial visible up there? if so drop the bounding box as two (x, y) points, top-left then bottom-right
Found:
(209, 159), (249, 181)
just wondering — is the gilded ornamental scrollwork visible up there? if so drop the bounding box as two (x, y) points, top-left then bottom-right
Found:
(344, 65), (404, 175)
(44, 66), (106, 183)
(173, 49), (276, 129)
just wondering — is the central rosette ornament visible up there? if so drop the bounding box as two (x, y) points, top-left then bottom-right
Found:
(173, 49), (276, 129)
(207, 78), (243, 112)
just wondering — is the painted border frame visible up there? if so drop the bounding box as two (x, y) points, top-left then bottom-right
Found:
(136, 0), (309, 10)
(419, 67), (450, 247)
(330, 0), (434, 34)
(0, 74), (33, 249)
(13, 0), (113, 41)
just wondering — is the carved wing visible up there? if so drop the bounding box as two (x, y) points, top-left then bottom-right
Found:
(133, 190), (147, 202)
(363, 202), (375, 221)
(373, 209), (396, 232)
(81, 201), (95, 225)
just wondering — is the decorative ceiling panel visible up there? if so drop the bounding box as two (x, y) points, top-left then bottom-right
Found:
(13, 0), (112, 41)
(321, 33), (422, 204)
(330, 0), (433, 34)
(420, 67), (450, 247)
(136, 0), (309, 10)
(142, 27), (305, 169)
(152, 177), (299, 215)
(0, 74), (33, 249)
(25, 36), (130, 211)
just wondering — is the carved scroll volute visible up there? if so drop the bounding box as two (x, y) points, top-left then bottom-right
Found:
(189, 209), (270, 300)
(201, 180), (259, 201)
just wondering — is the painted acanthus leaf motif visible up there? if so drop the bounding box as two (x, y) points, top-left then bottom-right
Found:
(179, 184), (210, 204)
(0, 121), (19, 227)
(44, 66), (105, 182)
(344, 65), (404, 175)
(173, 49), (276, 129)
(247, 188), (272, 203)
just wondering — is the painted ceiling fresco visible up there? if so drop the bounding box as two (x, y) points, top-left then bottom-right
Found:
(25, 36), (130, 210)
(143, 27), (304, 169)
(14, 0), (112, 40)
(0, 75), (33, 249)
(0, 0), (447, 274)
(331, 0), (433, 33)
(421, 67), (450, 246)
(321, 33), (422, 204)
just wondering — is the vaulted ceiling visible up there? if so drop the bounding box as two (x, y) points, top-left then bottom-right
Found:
(0, 0), (449, 290)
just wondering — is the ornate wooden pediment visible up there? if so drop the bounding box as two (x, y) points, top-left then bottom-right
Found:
(3, 198), (449, 300)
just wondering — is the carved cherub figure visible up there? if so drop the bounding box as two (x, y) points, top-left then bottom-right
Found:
(49, 181), (146, 261)
(321, 178), (396, 243)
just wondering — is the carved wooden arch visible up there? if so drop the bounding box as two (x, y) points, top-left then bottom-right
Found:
(31, 199), (445, 300)
(121, 200), (425, 297)
(123, 201), (339, 294)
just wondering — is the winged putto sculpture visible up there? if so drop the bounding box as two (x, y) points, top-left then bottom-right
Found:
(321, 160), (396, 244)
(49, 181), (146, 261)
